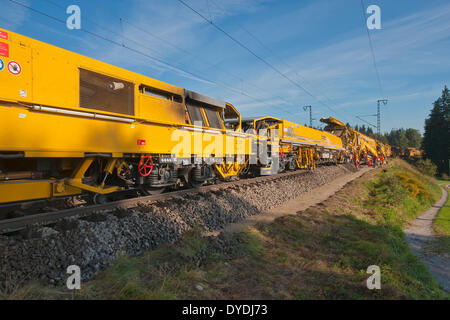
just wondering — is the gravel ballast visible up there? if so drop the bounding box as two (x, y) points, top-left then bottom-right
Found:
(0, 164), (357, 291)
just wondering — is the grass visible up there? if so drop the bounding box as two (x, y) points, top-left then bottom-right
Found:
(434, 187), (450, 236)
(436, 175), (450, 186)
(1, 159), (447, 300)
(429, 185), (450, 256)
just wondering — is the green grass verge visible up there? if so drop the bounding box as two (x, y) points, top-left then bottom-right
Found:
(436, 176), (450, 185)
(1, 159), (446, 300)
(430, 185), (450, 256)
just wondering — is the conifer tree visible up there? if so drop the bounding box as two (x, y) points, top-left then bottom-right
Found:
(423, 86), (450, 175)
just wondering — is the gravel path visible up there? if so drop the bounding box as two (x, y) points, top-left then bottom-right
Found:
(404, 187), (450, 294)
(0, 164), (357, 291)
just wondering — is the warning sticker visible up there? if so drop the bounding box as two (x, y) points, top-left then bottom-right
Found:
(0, 42), (8, 58)
(0, 31), (7, 40)
(7, 61), (21, 75)
(0, 59), (4, 71)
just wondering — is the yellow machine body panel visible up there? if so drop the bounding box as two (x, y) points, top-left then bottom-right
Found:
(280, 119), (344, 150)
(0, 28), (184, 118)
(320, 116), (387, 158)
(251, 117), (344, 150)
(0, 179), (82, 204)
(356, 132), (378, 158)
(0, 104), (256, 157)
(0, 29), (259, 205)
(0, 28), (254, 158)
(406, 147), (423, 158)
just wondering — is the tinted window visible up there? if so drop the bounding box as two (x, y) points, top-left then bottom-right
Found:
(80, 69), (134, 115)
(204, 107), (223, 129)
(186, 101), (205, 126)
(139, 85), (182, 103)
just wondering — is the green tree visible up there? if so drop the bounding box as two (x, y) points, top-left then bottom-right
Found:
(404, 128), (422, 149)
(376, 134), (389, 144)
(423, 86), (450, 175)
(388, 129), (408, 148)
(366, 126), (374, 137)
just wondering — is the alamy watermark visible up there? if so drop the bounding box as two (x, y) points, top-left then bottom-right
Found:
(366, 4), (382, 30)
(66, 265), (81, 290)
(366, 265), (381, 290)
(66, 5), (81, 30)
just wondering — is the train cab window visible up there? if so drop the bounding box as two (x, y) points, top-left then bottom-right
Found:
(204, 107), (223, 129)
(79, 69), (134, 115)
(186, 100), (205, 126)
(224, 104), (239, 130)
(139, 85), (183, 103)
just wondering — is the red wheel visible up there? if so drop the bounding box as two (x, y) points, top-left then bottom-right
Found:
(138, 155), (153, 177)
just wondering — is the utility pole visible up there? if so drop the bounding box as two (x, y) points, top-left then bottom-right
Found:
(303, 105), (313, 128)
(377, 99), (388, 136)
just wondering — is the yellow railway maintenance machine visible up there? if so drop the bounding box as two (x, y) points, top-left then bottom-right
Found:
(0, 28), (256, 206)
(241, 117), (346, 174)
(320, 117), (379, 163)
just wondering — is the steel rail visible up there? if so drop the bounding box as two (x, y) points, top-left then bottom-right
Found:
(0, 169), (310, 234)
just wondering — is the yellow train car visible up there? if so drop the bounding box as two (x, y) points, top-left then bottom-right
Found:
(320, 116), (380, 163)
(406, 147), (423, 158)
(357, 132), (378, 159)
(376, 141), (391, 158)
(384, 144), (392, 157)
(0, 28), (256, 205)
(241, 116), (346, 174)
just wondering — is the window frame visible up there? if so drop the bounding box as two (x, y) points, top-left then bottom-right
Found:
(139, 84), (183, 103)
(186, 100), (206, 127)
(79, 68), (135, 116)
(203, 107), (224, 130)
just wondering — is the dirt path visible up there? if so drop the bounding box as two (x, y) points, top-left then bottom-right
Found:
(210, 166), (373, 234)
(404, 187), (449, 294)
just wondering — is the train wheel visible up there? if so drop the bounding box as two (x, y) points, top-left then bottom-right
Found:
(288, 159), (296, 171)
(189, 180), (205, 188)
(141, 186), (166, 195)
(92, 193), (109, 205)
(188, 166), (207, 188)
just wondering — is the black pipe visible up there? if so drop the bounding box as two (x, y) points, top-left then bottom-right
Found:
(0, 153), (24, 159)
(84, 153), (112, 158)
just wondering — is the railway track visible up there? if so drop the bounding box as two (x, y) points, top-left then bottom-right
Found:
(0, 169), (310, 234)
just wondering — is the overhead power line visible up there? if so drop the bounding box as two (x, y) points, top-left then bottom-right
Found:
(176, 0), (348, 121)
(8, 0), (301, 117)
(73, 0), (302, 117)
(77, 0), (303, 115)
(208, 0), (346, 118)
(356, 116), (377, 128)
(360, 0), (384, 98)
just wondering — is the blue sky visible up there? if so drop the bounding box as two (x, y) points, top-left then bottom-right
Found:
(1, 0), (449, 133)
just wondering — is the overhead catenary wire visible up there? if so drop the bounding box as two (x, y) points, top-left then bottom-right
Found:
(212, 0), (388, 129)
(8, 0), (211, 85)
(176, 0), (350, 122)
(360, 0), (384, 98)
(356, 116), (377, 128)
(75, 0), (301, 116)
(359, 0), (389, 134)
(8, 0), (301, 117)
(206, 0), (387, 131)
(208, 0), (347, 119)
(75, 0), (303, 117)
